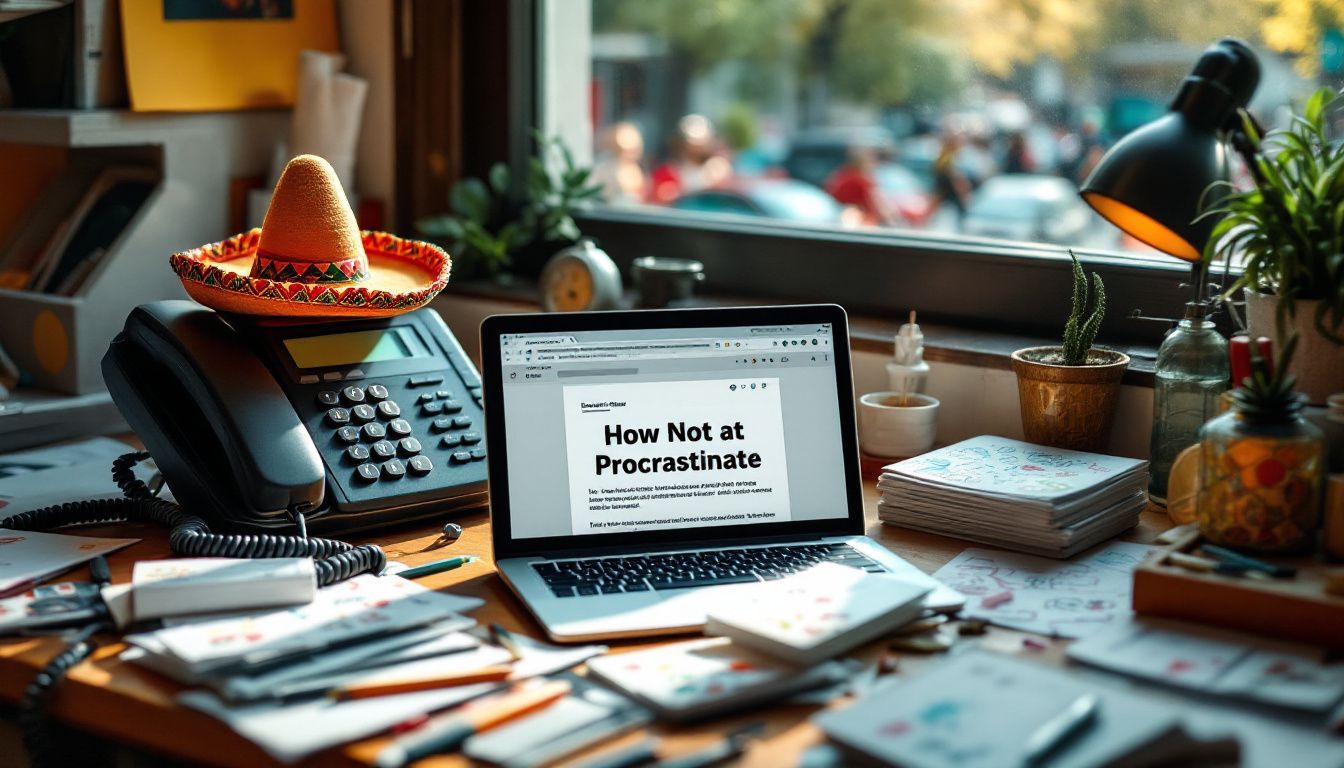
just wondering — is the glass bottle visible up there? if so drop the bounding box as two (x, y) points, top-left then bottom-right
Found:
(1149, 304), (1229, 504)
(1198, 403), (1325, 554)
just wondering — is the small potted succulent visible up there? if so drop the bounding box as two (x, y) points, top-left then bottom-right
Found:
(1204, 88), (1344, 404)
(1011, 253), (1130, 451)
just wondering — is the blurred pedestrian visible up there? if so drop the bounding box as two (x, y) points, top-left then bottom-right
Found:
(592, 122), (647, 206)
(648, 114), (733, 204)
(931, 132), (971, 222)
(825, 144), (897, 226)
(1002, 131), (1035, 174)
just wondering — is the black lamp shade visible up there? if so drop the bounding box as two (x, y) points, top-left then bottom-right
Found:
(1081, 113), (1228, 261)
(1080, 38), (1260, 262)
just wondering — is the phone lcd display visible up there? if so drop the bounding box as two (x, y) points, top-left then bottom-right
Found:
(283, 329), (417, 369)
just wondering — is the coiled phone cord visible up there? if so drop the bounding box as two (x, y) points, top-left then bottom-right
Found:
(1, 452), (387, 586)
(4, 452), (388, 767)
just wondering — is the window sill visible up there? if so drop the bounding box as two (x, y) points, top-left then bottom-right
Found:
(440, 278), (1158, 387)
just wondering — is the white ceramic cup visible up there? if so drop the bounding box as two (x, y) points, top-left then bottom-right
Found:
(858, 391), (940, 459)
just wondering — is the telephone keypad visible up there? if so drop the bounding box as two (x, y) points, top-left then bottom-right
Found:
(355, 463), (380, 482)
(388, 418), (413, 437)
(408, 455), (433, 474)
(351, 404), (376, 422)
(366, 384), (389, 401)
(372, 439), (397, 459)
(417, 393), (435, 404)
(440, 399), (463, 414)
(440, 435), (462, 448)
(325, 407), (351, 426)
(399, 437), (422, 455)
(435, 390), (451, 399)
(451, 416), (472, 429)
(376, 401), (401, 419)
(421, 401), (443, 416)
(316, 391), (340, 407)
(409, 375), (444, 387)
(346, 444), (371, 462)
(432, 417), (453, 432)
(470, 448), (487, 461)
(336, 426), (360, 444)
(361, 422), (386, 440)
(382, 459), (406, 479)
(341, 385), (366, 404)
(460, 431), (482, 445)
(451, 450), (472, 463)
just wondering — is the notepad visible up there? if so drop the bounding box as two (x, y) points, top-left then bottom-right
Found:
(586, 637), (849, 722)
(703, 562), (931, 664)
(814, 651), (1235, 768)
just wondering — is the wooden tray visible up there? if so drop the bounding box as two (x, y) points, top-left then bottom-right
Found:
(1132, 528), (1344, 649)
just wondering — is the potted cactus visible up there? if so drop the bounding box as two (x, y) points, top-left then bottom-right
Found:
(1011, 254), (1130, 451)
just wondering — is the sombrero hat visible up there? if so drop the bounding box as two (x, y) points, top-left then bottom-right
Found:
(170, 154), (450, 318)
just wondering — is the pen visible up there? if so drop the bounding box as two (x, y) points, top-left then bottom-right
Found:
(1023, 693), (1099, 766)
(397, 555), (477, 580)
(1197, 544), (1296, 578)
(329, 664), (514, 701)
(374, 679), (572, 768)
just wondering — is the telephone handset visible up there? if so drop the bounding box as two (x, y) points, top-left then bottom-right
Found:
(102, 300), (489, 534)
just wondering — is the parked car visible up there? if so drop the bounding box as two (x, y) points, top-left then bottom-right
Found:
(962, 174), (1092, 245)
(872, 163), (934, 227)
(782, 127), (896, 189)
(671, 179), (845, 225)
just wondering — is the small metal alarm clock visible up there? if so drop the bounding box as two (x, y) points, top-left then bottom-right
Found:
(539, 238), (624, 312)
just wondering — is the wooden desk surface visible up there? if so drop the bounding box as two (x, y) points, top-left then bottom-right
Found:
(0, 486), (1172, 768)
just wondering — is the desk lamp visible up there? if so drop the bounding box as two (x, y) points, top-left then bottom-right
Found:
(1080, 37), (1261, 504)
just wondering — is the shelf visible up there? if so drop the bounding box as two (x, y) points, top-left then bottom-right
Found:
(0, 109), (289, 147)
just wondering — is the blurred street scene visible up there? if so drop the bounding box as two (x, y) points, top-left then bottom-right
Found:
(588, 0), (1343, 258)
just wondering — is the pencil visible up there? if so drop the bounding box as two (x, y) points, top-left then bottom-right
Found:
(397, 555), (477, 579)
(329, 664), (514, 701)
(490, 623), (524, 661)
(374, 679), (572, 767)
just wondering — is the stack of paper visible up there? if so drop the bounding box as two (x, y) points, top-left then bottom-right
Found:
(123, 574), (483, 685)
(877, 435), (1148, 558)
(704, 562), (931, 664)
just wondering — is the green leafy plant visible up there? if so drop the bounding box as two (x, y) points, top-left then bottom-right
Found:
(1061, 252), (1107, 366)
(1203, 87), (1344, 345)
(417, 133), (604, 276)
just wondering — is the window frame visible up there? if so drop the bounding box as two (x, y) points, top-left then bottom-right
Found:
(512, 0), (1234, 346)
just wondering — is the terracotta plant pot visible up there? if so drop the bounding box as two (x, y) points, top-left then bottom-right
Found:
(1011, 346), (1130, 452)
(1243, 289), (1344, 406)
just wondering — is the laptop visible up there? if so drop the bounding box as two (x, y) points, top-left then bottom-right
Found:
(480, 304), (964, 642)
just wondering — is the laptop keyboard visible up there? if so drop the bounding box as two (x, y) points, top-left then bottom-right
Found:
(532, 542), (885, 598)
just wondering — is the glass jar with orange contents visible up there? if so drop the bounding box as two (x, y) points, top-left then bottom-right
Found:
(1198, 402), (1324, 554)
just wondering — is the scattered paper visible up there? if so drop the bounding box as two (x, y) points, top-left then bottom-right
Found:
(0, 527), (138, 596)
(181, 682), (498, 764)
(0, 437), (137, 515)
(932, 541), (1155, 639)
(126, 575), (483, 678)
(1069, 617), (1344, 713)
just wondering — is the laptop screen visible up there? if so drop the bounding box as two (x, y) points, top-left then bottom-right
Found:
(497, 321), (850, 540)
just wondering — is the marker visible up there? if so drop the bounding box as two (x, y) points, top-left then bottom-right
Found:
(329, 664), (513, 701)
(1023, 693), (1099, 766)
(1197, 545), (1295, 578)
(397, 555), (477, 580)
(374, 679), (571, 768)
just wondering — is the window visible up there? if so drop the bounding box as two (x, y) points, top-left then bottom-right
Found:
(532, 2), (1336, 341)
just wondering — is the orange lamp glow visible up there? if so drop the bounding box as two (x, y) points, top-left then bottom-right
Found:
(1081, 192), (1202, 262)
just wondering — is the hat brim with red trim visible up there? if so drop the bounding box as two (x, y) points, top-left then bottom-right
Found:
(170, 229), (451, 318)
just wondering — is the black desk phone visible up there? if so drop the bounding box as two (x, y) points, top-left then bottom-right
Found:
(102, 300), (488, 534)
